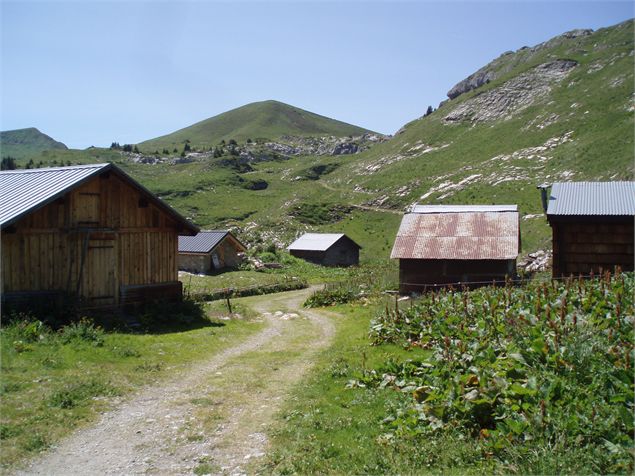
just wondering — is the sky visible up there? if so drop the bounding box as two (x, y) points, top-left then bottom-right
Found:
(1, 1), (633, 149)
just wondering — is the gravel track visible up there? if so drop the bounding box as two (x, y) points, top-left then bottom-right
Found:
(15, 287), (334, 476)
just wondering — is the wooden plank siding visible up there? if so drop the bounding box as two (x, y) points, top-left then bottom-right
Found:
(550, 218), (634, 276)
(2, 170), (185, 308)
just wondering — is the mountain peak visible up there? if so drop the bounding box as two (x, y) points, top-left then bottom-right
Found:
(0, 127), (67, 159)
(139, 101), (373, 152)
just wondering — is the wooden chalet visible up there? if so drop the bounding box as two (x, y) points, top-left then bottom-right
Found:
(391, 205), (520, 292)
(178, 230), (247, 274)
(287, 233), (361, 266)
(544, 182), (635, 277)
(0, 163), (198, 308)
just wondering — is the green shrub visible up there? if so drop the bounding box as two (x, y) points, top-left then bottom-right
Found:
(304, 286), (358, 307)
(1, 314), (51, 343)
(59, 318), (104, 346)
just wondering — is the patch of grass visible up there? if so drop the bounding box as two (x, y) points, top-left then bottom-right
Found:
(193, 461), (219, 475)
(290, 202), (353, 225)
(48, 379), (119, 409)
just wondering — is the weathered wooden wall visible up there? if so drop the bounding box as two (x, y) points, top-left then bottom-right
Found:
(398, 258), (516, 293)
(551, 217), (634, 277)
(2, 170), (182, 307)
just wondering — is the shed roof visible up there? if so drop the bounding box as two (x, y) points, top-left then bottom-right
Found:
(411, 204), (518, 213)
(287, 233), (361, 251)
(178, 230), (246, 254)
(391, 208), (519, 260)
(0, 163), (198, 234)
(547, 182), (635, 216)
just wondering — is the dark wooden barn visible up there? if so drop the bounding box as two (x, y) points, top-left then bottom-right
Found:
(287, 233), (361, 266)
(391, 205), (520, 293)
(178, 230), (247, 274)
(544, 182), (634, 277)
(0, 163), (198, 308)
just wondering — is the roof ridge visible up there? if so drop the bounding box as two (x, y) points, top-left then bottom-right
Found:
(0, 163), (109, 174)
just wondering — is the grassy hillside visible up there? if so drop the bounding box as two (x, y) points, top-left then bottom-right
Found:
(138, 100), (374, 153)
(9, 20), (633, 262)
(0, 128), (67, 159)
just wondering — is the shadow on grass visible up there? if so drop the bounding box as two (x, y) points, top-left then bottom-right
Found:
(101, 299), (226, 335)
(1, 297), (225, 335)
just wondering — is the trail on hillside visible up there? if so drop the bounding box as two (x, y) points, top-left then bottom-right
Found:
(15, 287), (334, 476)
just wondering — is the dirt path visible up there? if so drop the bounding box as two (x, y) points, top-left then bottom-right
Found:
(15, 287), (334, 476)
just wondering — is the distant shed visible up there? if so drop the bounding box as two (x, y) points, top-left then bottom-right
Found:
(0, 163), (198, 308)
(178, 230), (246, 274)
(545, 182), (635, 277)
(391, 205), (520, 292)
(287, 233), (361, 266)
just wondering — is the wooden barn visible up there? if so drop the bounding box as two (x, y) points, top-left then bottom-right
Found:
(287, 233), (361, 266)
(0, 163), (198, 308)
(391, 205), (520, 293)
(544, 182), (635, 277)
(178, 230), (247, 274)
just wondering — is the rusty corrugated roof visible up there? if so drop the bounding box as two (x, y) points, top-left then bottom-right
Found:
(391, 207), (519, 260)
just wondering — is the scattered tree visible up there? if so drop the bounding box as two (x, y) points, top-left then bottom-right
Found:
(122, 144), (133, 152)
(183, 143), (191, 153)
(228, 138), (237, 146)
(133, 145), (140, 153)
(1, 156), (17, 170)
(110, 142), (121, 150)
(424, 105), (434, 116)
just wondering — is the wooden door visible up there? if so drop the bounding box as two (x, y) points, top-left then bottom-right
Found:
(80, 233), (118, 306)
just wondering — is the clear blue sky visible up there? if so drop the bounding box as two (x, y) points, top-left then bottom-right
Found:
(1, 1), (633, 149)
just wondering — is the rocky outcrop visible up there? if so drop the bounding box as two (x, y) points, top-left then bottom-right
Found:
(518, 250), (552, 273)
(446, 28), (592, 100)
(444, 60), (577, 123)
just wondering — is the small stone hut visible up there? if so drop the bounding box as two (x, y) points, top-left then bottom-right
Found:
(287, 233), (361, 266)
(544, 182), (635, 277)
(391, 205), (520, 292)
(178, 230), (246, 274)
(0, 163), (198, 308)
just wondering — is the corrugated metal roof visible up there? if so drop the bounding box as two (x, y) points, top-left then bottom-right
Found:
(287, 233), (360, 251)
(179, 230), (246, 253)
(0, 163), (199, 234)
(412, 204), (518, 213)
(547, 182), (635, 216)
(391, 210), (519, 260)
(0, 164), (109, 227)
